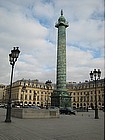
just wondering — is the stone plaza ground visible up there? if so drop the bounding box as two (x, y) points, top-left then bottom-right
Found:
(0, 108), (105, 140)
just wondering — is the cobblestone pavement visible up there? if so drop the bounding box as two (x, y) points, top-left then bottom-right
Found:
(0, 108), (104, 140)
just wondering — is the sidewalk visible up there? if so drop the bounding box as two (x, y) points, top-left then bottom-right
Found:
(0, 108), (104, 140)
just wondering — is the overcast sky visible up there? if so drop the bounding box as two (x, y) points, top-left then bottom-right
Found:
(0, 0), (104, 85)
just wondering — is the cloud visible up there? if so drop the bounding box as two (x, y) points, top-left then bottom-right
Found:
(0, 0), (104, 85)
(67, 45), (104, 82)
(68, 19), (104, 46)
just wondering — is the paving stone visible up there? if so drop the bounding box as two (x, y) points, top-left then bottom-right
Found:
(0, 108), (104, 140)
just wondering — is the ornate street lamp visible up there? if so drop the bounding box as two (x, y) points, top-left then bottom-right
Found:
(90, 69), (101, 119)
(5, 47), (20, 122)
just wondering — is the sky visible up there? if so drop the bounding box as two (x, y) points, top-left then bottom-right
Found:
(0, 0), (105, 85)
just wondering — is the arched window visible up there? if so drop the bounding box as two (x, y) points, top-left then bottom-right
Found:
(77, 103), (79, 108)
(84, 103), (86, 107)
(29, 102), (32, 105)
(90, 103), (93, 108)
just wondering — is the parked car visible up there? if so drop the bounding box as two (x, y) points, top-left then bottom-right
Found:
(15, 105), (20, 108)
(23, 106), (41, 109)
(88, 107), (92, 110)
(23, 106), (30, 108)
(0, 104), (5, 108)
(59, 107), (76, 115)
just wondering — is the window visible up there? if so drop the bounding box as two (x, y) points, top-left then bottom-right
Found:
(91, 96), (93, 102)
(98, 95), (101, 102)
(25, 95), (27, 100)
(41, 95), (43, 100)
(24, 101), (27, 105)
(37, 96), (39, 101)
(87, 96), (89, 102)
(80, 97), (83, 102)
(29, 95), (32, 100)
(73, 103), (76, 106)
(77, 97), (79, 102)
(84, 96), (86, 102)
(77, 103), (79, 108)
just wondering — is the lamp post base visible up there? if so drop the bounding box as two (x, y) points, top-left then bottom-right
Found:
(95, 108), (99, 119)
(5, 103), (12, 123)
(5, 119), (11, 123)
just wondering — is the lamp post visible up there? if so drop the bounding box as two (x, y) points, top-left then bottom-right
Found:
(5, 47), (20, 122)
(90, 69), (101, 119)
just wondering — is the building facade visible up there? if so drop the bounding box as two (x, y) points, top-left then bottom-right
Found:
(0, 84), (6, 105)
(2, 78), (105, 109)
(4, 79), (53, 108)
(67, 79), (105, 110)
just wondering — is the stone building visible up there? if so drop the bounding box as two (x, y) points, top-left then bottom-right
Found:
(0, 84), (6, 105)
(4, 79), (53, 108)
(67, 79), (105, 110)
(2, 78), (105, 109)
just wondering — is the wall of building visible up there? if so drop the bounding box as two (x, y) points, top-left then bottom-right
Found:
(67, 79), (105, 110)
(0, 84), (6, 105)
(4, 79), (53, 108)
(2, 78), (105, 109)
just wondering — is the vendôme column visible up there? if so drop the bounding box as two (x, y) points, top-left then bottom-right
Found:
(51, 10), (71, 107)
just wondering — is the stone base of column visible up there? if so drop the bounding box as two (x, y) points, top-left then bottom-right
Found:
(51, 90), (71, 108)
